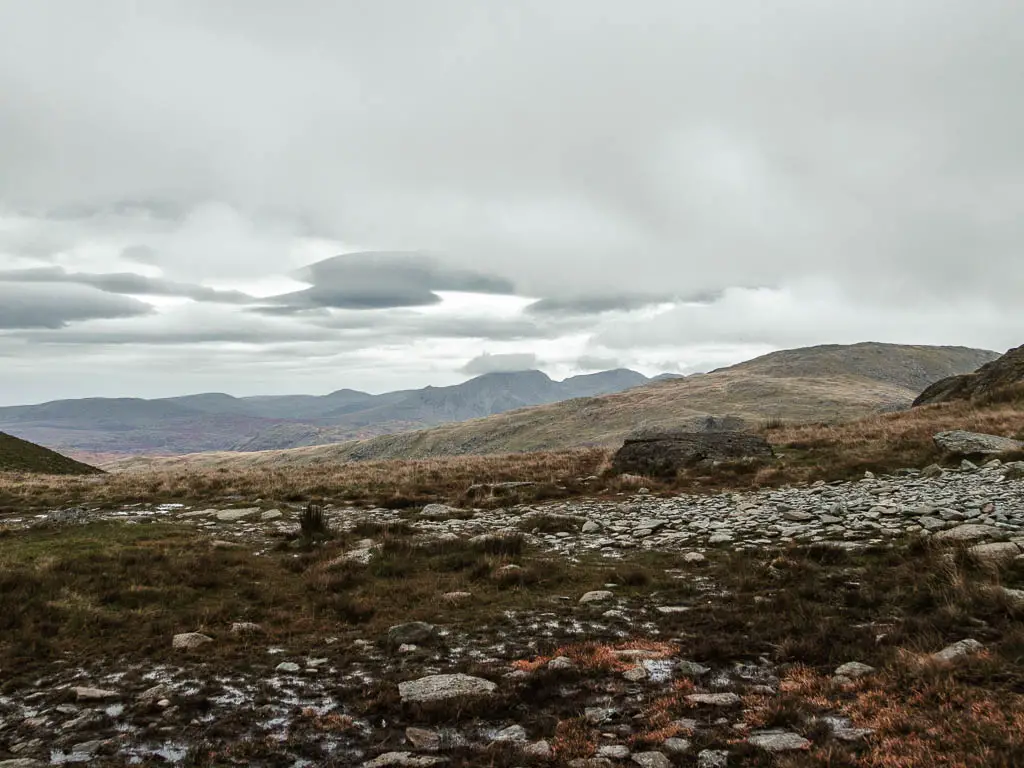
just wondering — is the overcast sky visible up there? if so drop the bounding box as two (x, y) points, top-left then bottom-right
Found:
(2, 1), (1022, 405)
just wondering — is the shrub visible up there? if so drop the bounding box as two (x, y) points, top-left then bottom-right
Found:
(299, 503), (331, 540)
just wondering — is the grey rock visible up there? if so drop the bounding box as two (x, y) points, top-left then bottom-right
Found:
(137, 684), (170, 706)
(72, 686), (119, 701)
(686, 692), (741, 706)
(663, 737), (691, 754)
(676, 660), (711, 678)
(969, 542), (1020, 563)
(747, 731), (811, 752)
(492, 725), (527, 743)
(172, 632), (212, 650)
(782, 510), (814, 522)
(420, 503), (460, 517)
(623, 666), (648, 681)
(361, 754), (446, 768)
(0, 761), (47, 768)
(524, 741), (552, 758)
(697, 750), (729, 768)
(998, 586), (1024, 606)
(215, 507), (259, 521)
(631, 753), (672, 768)
(547, 656), (576, 671)
(834, 662), (876, 679)
(612, 431), (773, 477)
(398, 674), (497, 703)
(584, 706), (617, 724)
(230, 621), (263, 635)
(597, 745), (631, 759)
(934, 430), (1024, 456)
(931, 638), (984, 663)
(934, 524), (1001, 542)
(580, 590), (614, 604)
(405, 728), (440, 751)
(388, 622), (440, 646)
(275, 662), (301, 673)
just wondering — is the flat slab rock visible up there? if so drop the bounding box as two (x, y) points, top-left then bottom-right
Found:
(214, 507), (260, 521)
(398, 674), (497, 703)
(933, 524), (1001, 542)
(933, 430), (1024, 455)
(685, 692), (741, 706)
(362, 754), (446, 768)
(748, 731), (812, 752)
(72, 686), (119, 701)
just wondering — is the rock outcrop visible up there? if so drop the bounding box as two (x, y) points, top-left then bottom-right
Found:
(914, 343), (1024, 406)
(612, 430), (774, 477)
(933, 430), (1024, 456)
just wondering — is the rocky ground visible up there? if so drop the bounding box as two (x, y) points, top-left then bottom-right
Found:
(1, 458), (1023, 767)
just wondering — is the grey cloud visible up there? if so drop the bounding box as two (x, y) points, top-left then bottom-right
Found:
(17, 328), (316, 345)
(267, 252), (516, 310)
(0, 267), (254, 304)
(309, 312), (565, 341)
(0, 282), (152, 329)
(461, 352), (540, 374)
(527, 294), (675, 315)
(4, 0), (1021, 306)
(121, 245), (161, 265)
(576, 355), (623, 371)
(1, 1), (1022, 401)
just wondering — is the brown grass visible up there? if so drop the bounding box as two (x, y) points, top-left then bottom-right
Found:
(512, 639), (678, 674)
(3, 389), (1019, 512)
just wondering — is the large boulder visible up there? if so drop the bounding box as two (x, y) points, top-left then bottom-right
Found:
(398, 673), (497, 703)
(933, 430), (1024, 456)
(612, 430), (773, 477)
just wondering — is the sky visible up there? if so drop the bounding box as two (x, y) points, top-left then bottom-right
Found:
(1, 0), (1023, 405)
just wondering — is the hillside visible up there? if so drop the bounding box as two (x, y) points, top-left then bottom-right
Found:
(0, 369), (651, 456)
(108, 342), (997, 471)
(0, 431), (101, 475)
(914, 343), (1024, 405)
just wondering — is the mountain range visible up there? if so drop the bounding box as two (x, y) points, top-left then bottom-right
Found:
(103, 342), (1000, 470)
(0, 368), (656, 457)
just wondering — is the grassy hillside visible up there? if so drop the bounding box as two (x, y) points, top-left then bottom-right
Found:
(106, 343), (1000, 472)
(6, 381), (1021, 511)
(0, 432), (101, 475)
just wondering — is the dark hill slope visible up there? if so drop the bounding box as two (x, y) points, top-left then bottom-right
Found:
(0, 432), (101, 475)
(914, 344), (1024, 405)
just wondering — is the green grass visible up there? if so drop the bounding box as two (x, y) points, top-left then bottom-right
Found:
(4, 518), (1024, 766)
